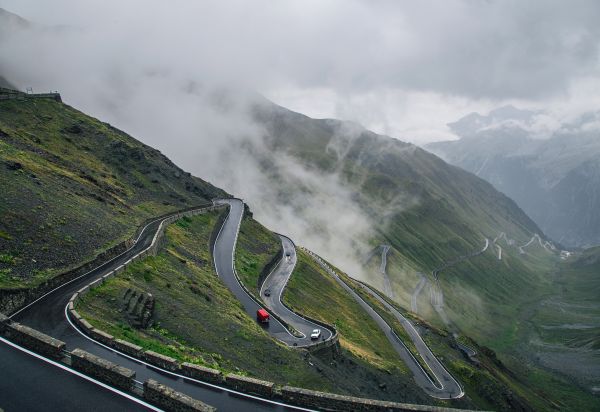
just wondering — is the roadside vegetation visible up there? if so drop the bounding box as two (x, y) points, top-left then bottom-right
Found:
(77, 211), (335, 390)
(78, 212), (431, 403)
(285, 250), (410, 373)
(234, 215), (281, 296)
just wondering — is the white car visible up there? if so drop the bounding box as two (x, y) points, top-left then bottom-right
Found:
(310, 329), (321, 340)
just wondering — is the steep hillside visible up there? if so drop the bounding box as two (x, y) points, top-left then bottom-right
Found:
(0, 97), (226, 289)
(0, 75), (15, 89)
(251, 100), (541, 266)
(78, 208), (435, 406)
(426, 106), (600, 248)
(521, 246), (600, 394)
(244, 100), (552, 339)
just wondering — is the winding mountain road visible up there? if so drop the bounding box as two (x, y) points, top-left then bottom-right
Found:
(259, 234), (333, 344)
(2, 197), (463, 409)
(519, 233), (555, 254)
(4, 202), (307, 412)
(411, 273), (428, 314)
(430, 238), (489, 329)
(304, 250), (464, 400)
(379, 245), (394, 299)
(214, 199), (334, 346)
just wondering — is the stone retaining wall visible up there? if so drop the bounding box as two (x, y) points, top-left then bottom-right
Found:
(144, 350), (179, 371)
(0, 203), (216, 315)
(225, 374), (274, 397)
(113, 338), (143, 356)
(0, 90), (62, 102)
(0, 313), (219, 410)
(4, 322), (66, 359)
(71, 348), (136, 391)
(0, 312), (9, 333)
(144, 379), (216, 412)
(181, 363), (223, 384)
(281, 386), (463, 412)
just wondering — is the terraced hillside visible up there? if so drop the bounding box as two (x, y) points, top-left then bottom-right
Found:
(0, 97), (225, 290)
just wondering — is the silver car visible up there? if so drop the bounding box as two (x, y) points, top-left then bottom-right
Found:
(310, 329), (321, 340)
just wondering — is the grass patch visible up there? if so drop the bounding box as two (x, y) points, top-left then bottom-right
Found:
(77, 210), (334, 391)
(234, 216), (281, 294)
(284, 250), (409, 372)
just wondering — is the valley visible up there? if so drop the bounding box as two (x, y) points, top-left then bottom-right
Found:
(0, 84), (598, 411)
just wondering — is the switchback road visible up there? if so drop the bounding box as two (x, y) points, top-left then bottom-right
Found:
(5, 203), (303, 412)
(304, 250), (464, 400)
(214, 199), (334, 347)
(259, 234), (333, 344)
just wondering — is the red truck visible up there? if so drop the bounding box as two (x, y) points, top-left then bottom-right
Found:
(256, 308), (270, 323)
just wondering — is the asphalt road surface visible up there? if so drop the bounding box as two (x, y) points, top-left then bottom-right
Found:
(259, 234), (333, 344)
(214, 199), (333, 347)
(5, 203), (305, 412)
(411, 273), (427, 314)
(379, 245), (393, 299)
(305, 250), (464, 400)
(0, 337), (155, 412)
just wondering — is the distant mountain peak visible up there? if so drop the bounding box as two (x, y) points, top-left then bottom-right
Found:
(448, 105), (541, 139)
(0, 7), (30, 29)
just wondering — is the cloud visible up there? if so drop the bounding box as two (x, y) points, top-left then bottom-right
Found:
(0, 0), (598, 278)
(2, 1), (600, 145)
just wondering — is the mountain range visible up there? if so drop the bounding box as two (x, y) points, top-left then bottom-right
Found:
(427, 106), (600, 248)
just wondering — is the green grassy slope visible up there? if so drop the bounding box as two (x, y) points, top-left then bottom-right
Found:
(512, 247), (600, 408)
(0, 98), (225, 288)
(253, 101), (540, 268)
(79, 211), (431, 403)
(435, 244), (600, 411)
(285, 250), (408, 372)
(77, 211), (333, 389)
(284, 250), (555, 410)
(234, 216), (281, 295)
(250, 100), (550, 339)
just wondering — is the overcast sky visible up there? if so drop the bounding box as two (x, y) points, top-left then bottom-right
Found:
(2, 0), (599, 278)
(1, 0), (600, 143)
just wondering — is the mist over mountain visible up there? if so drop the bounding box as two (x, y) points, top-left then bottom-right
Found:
(2, 3), (600, 409)
(0, 75), (14, 89)
(427, 106), (600, 248)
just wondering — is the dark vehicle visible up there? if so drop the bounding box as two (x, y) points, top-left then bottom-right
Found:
(264, 289), (271, 297)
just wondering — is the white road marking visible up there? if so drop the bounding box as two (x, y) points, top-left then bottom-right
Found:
(64, 304), (315, 411)
(0, 336), (163, 412)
